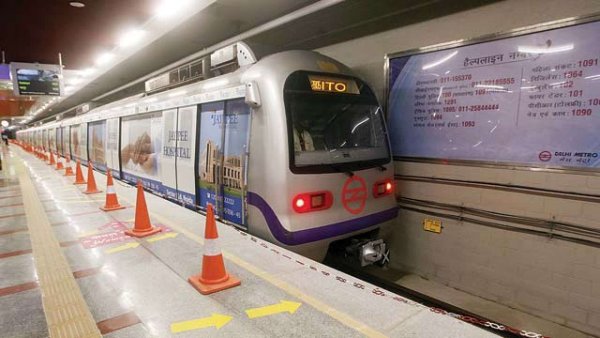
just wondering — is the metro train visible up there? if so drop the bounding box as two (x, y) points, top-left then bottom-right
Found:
(18, 42), (398, 261)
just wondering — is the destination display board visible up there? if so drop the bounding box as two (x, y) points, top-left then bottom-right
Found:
(10, 62), (62, 96)
(387, 20), (600, 170)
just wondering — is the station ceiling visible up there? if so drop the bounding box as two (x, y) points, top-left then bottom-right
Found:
(0, 0), (499, 126)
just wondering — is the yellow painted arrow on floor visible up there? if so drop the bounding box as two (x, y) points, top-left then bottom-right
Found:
(147, 232), (178, 243)
(105, 242), (140, 254)
(245, 300), (302, 319)
(170, 313), (233, 333)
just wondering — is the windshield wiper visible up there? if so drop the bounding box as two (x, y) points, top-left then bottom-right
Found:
(330, 164), (354, 177)
(377, 165), (387, 171)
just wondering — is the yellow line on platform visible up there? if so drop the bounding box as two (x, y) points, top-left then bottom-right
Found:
(118, 195), (387, 338)
(15, 153), (101, 338)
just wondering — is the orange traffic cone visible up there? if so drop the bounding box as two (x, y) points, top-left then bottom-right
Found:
(100, 169), (125, 211)
(124, 181), (161, 238)
(64, 157), (75, 176)
(83, 161), (101, 194)
(55, 155), (64, 170)
(73, 160), (86, 184)
(188, 204), (240, 295)
(49, 152), (56, 165)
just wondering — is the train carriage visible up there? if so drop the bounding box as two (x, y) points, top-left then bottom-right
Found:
(18, 43), (398, 262)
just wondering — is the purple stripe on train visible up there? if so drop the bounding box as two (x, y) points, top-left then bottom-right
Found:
(247, 192), (398, 246)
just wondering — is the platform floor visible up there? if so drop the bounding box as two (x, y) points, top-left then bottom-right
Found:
(1, 146), (497, 337)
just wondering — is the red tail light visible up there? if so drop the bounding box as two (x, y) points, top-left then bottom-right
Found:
(292, 191), (333, 213)
(373, 179), (394, 198)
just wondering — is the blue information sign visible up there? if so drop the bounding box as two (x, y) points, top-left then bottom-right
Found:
(388, 20), (600, 170)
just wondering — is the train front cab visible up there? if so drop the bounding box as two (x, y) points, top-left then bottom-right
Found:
(243, 51), (398, 262)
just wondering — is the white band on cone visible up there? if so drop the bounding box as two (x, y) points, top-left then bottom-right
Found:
(107, 186), (116, 194)
(203, 238), (222, 256)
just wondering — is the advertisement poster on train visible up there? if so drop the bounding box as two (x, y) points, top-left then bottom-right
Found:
(222, 99), (250, 225)
(121, 112), (163, 192)
(89, 121), (107, 171)
(175, 105), (197, 207)
(198, 102), (224, 211)
(388, 20), (600, 170)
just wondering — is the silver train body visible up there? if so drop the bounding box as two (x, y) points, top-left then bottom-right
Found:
(18, 45), (398, 260)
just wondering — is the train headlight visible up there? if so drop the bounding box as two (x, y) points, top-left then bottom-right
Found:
(292, 191), (333, 213)
(373, 179), (394, 198)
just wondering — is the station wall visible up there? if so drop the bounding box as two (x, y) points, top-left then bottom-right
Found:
(318, 0), (600, 335)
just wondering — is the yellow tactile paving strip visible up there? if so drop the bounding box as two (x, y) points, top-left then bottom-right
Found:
(15, 155), (101, 338)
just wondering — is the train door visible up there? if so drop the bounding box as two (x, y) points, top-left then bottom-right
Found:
(49, 128), (56, 153)
(197, 99), (250, 227)
(61, 126), (68, 159)
(106, 118), (120, 177)
(56, 127), (63, 157)
(42, 129), (47, 151)
(88, 120), (107, 172)
(162, 106), (198, 207)
(161, 109), (178, 201)
(175, 105), (198, 207)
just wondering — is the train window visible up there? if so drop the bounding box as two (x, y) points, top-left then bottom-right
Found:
(284, 71), (390, 174)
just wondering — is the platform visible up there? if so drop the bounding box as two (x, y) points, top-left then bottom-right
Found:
(0, 147), (496, 337)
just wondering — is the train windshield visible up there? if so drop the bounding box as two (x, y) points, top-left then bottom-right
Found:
(284, 71), (390, 173)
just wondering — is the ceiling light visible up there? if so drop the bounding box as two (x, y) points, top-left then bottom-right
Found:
(95, 52), (115, 66)
(118, 29), (146, 48)
(81, 68), (96, 76)
(69, 2), (85, 8)
(154, 0), (191, 19)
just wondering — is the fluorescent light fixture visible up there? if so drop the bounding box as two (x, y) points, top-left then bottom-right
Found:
(154, 0), (191, 19)
(118, 28), (146, 48)
(517, 43), (574, 54)
(95, 52), (115, 66)
(422, 51), (458, 70)
(81, 68), (96, 76)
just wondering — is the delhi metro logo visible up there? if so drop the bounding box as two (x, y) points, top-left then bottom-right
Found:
(342, 175), (367, 215)
(538, 151), (552, 162)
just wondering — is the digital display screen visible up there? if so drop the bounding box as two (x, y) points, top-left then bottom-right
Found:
(10, 62), (62, 96)
(308, 75), (360, 94)
(16, 68), (61, 96)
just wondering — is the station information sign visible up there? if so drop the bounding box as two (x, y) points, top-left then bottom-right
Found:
(10, 62), (62, 96)
(387, 20), (600, 170)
